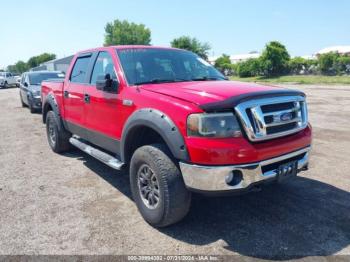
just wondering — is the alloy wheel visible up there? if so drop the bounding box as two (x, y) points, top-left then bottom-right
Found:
(137, 164), (160, 209)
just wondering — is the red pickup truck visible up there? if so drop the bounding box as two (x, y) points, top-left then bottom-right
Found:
(41, 46), (312, 227)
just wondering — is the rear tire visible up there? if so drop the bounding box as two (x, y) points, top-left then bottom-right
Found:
(130, 144), (191, 227)
(46, 111), (72, 153)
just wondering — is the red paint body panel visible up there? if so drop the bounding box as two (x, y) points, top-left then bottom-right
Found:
(186, 126), (312, 165)
(41, 46), (312, 166)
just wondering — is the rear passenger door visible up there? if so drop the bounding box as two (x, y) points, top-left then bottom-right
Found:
(64, 53), (92, 137)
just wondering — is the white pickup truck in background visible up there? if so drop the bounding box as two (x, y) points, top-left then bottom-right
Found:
(0, 72), (18, 88)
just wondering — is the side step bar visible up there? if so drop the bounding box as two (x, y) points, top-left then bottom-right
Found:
(69, 137), (124, 170)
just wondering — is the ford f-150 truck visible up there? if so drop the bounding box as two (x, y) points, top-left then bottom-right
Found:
(41, 46), (312, 227)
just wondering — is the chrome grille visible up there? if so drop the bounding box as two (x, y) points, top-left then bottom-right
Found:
(235, 96), (308, 141)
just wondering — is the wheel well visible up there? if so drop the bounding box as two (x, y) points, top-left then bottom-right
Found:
(123, 125), (170, 164)
(42, 103), (53, 124)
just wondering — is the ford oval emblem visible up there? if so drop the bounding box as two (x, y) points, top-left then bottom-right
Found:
(280, 112), (293, 121)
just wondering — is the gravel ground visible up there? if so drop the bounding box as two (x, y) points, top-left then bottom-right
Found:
(0, 85), (349, 259)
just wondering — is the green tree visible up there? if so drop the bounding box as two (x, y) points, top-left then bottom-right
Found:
(214, 54), (233, 74)
(336, 55), (350, 74)
(318, 52), (339, 75)
(260, 41), (290, 76)
(14, 61), (29, 73)
(288, 57), (308, 74)
(237, 58), (262, 77)
(104, 19), (151, 46)
(7, 62), (26, 73)
(171, 36), (211, 60)
(27, 53), (56, 68)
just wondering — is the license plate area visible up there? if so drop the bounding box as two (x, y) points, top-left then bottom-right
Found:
(277, 160), (298, 182)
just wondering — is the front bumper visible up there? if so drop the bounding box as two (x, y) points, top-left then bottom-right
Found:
(179, 146), (310, 192)
(31, 96), (42, 108)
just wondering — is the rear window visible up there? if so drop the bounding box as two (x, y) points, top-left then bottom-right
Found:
(29, 72), (65, 85)
(70, 56), (91, 83)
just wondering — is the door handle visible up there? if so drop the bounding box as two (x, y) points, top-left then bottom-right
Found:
(84, 93), (90, 103)
(64, 90), (69, 98)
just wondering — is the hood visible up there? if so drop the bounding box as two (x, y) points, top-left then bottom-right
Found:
(141, 80), (284, 105)
(29, 84), (41, 93)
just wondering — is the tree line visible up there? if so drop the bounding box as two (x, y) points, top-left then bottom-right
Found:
(215, 42), (350, 78)
(6, 53), (56, 74)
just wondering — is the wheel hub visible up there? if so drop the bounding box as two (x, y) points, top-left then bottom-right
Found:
(137, 164), (160, 209)
(48, 120), (56, 145)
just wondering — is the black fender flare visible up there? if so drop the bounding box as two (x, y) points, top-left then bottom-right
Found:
(121, 108), (189, 162)
(42, 93), (66, 131)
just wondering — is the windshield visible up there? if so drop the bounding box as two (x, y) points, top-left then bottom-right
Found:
(29, 72), (64, 85)
(116, 48), (225, 85)
(0, 72), (5, 77)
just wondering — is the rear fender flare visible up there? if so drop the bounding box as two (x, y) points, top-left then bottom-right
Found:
(42, 94), (67, 132)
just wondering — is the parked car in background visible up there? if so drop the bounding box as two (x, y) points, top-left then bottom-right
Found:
(14, 74), (21, 87)
(0, 72), (18, 88)
(20, 71), (64, 113)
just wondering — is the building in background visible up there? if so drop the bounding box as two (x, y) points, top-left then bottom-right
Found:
(316, 46), (350, 56)
(31, 55), (74, 73)
(208, 51), (260, 65)
(230, 51), (260, 64)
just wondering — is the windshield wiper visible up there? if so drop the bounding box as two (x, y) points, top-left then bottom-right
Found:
(191, 76), (227, 81)
(134, 78), (189, 85)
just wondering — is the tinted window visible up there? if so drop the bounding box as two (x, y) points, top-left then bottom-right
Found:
(28, 72), (65, 85)
(90, 52), (116, 85)
(70, 56), (91, 83)
(117, 48), (225, 85)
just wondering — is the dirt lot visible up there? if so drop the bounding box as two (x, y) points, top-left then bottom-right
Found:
(0, 85), (349, 259)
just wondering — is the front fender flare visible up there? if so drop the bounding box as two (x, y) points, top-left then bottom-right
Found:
(121, 108), (189, 162)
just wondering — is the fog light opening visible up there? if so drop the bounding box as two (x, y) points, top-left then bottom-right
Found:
(225, 170), (243, 186)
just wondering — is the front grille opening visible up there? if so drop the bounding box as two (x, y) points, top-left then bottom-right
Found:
(261, 153), (306, 173)
(261, 102), (295, 113)
(266, 122), (297, 135)
(246, 109), (257, 132)
(264, 112), (297, 124)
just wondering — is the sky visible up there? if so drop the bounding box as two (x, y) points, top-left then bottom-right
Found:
(1, 0), (350, 68)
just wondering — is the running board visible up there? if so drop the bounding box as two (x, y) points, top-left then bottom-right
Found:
(69, 137), (124, 170)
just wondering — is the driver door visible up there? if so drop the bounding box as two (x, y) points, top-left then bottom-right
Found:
(84, 51), (122, 154)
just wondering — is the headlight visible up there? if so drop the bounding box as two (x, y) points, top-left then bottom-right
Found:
(187, 112), (242, 138)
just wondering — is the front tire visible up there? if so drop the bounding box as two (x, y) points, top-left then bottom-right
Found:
(28, 99), (35, 113)
(130, 144), (191, 227)
(20, 93), (26, 107)
(46, 111), (72, 153)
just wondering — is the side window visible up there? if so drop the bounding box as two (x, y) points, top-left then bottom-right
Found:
(90, 52), (116, 85)
(70, 56), (91, 83)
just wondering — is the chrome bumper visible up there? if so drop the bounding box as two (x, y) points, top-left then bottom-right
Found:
(179, 146), (311, 192)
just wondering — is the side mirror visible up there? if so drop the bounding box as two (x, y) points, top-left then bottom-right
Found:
(24, 82), (28, 87)
(96, 74), (119, 93)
